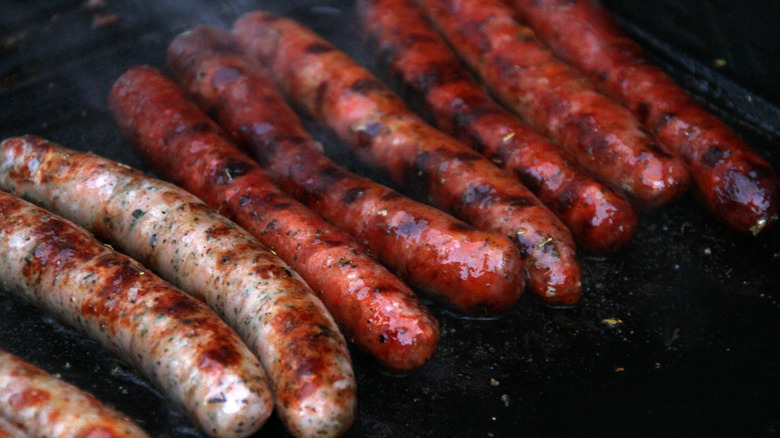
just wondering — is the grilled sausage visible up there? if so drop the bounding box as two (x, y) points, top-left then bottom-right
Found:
(0, 135), (355, 438)
(507, 0), (780, 235)
(0, 190), (271, 438)
(0, 417), (26, 438)
(357, 0), (638, 254)
(109, 65), (440, 372)
(166, 26), (524, 314)
(0, 349), (150, 438)
(412, 0), (690, 208)
(233, 11), (582, 306)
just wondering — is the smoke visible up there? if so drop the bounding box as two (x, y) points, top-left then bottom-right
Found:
(0, 0), (363, 167)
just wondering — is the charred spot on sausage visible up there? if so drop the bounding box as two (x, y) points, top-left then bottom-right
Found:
(205, 224), (234, 239)
(635, 101), (650, 124)
(348, 78), (385, 95)
(343, 187), (365, 205)
(198, 345), (242, 369)
(702, 146), (730, 168)
(412, 62), (466, 94)
(401, 150), (434, 191)
(507, 196), (533, 208)
(269, 202), (293, 211)
(215, 159), (252, 184)
(354, 122), (386, 149)
(653, 112), (676, 132)
(304, 165), (349, 199)
(262, 220), (277, 233)
(448, 221), (474, 232)
(164, 296), (201, 315)
(452, 98), (502, 127)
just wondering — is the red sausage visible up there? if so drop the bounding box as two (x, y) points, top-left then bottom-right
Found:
(0, 190), (272, 438)
(108, 65), (439, 373)
(0, 134), (355, 438)
(0, 349), (150, 438)
(508, 0), (780, 235)
(166, 25), (524, 314)
(233, 11), (582, 306)
(357, 0), (638, 254)
(413, 0), (690, 208)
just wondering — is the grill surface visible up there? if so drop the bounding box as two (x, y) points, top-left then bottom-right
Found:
(0, 1), (778, 436)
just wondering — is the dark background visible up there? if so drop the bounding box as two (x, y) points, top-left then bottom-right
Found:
(1, 1), (778, 437)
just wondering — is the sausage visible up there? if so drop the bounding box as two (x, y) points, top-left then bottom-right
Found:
(0, 417), (26, 438)
(357, 0), (638, 254)
(412, 0), (690, 208)
(0, 349), (150, 438)
(0, 135), (355, 438)
(108, 65), (440, 372)
(0, 190), (271, 438)
(233, 11), (582, 306)
(166, 26), (524, 314)
(507, 0), (780, 236)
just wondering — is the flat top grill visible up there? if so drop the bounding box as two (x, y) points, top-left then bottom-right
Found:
(1, 1), (778, 436)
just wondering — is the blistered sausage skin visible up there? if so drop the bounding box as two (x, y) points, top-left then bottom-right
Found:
(508, 0), (780, 235)
(109, 65), (439, 373)
(0, 190), (271, 438)
(167, 26), (523, 314)
(413, 0), (690, 208)
(357, 0), (638, 254)
(0, 349), (150, 438)
(233, 11), (582, 306)
(0, 135), (355, 438)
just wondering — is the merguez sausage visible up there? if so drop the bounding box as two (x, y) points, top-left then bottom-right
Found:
(233, 11), (582, 306)
(413, 0), (690, 208)
(0, 134), (356, 438)
(0, 349), (150, 438)
(109, 65), (439, 372)
(507, 0), (780, 235)
(166, 25), (524, 313)
(0, 190), (271, 438)
(357, 0), (638, 254)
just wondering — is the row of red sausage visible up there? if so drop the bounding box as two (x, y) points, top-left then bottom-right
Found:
(363, 0), (778, 238)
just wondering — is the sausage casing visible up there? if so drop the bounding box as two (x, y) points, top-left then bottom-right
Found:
(508, 0), (780, 235)
(0, 349), (150, 438)
(0, 134), (356, 438)
(358, 0), (638, 254)
(414, 0), (690, 208)
(233, 11), (582, 306)
(0, 189), (271, 438)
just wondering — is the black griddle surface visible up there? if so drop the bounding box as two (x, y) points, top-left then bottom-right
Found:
(1, 1), (779, 437)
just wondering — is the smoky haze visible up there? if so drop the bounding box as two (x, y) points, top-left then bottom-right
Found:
(0, 0), (359, 168)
